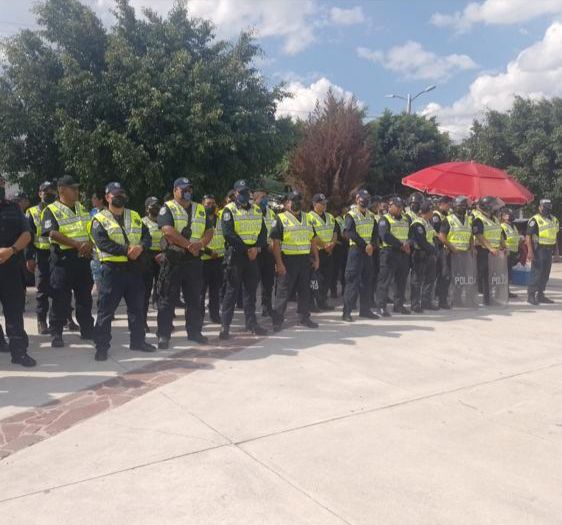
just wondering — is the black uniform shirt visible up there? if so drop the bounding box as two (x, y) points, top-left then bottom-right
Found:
(471, 218), (484, 236)
(0, 199), (30, 248)
(378, 214), (407, 250)
(527, 217), (540, 236)
(343, 212), (378, 249)
(90, 212), (151, 257)
(222, 203), (267, 253)
(409, 221), (434, 254)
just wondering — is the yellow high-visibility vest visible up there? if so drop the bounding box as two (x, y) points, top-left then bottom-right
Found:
(446, 213), (471, 252)
(308, 211), (335, 245)
(263, 207), (276, 238)
(501, 222), (519, 253)
(224, 202), (263, 246)
(530, 214), (559, 246)
(412, 217), (436, 247)
(278, 211), (314, 255)
(347, 209), (374, 247)
(27, 204), (50, 250)
(202, 210), (225, 260)
(165, 200), (206, 241)
(46, 201), (90, 250)
(473, 210), (501, 249)
(382, 213), (409, 248)
(142, 216), (162, 252)
(92, 209), (142, 263)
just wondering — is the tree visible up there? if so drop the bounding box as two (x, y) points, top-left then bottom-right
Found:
(0, 0), (294, 209)
(287, 90), (371, 213)
(367, 110), (452, 196)
(459, 97), (562, 215)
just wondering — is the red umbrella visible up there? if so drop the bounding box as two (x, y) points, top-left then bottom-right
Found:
(402, 161), (534, 205)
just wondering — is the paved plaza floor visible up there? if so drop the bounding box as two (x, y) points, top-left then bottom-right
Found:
(1, 266), (561, 524)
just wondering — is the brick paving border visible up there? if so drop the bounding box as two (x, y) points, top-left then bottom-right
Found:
(0, 336), (261, 460)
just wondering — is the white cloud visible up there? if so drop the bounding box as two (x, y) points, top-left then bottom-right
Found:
(357, 41), (477, 81)
(431, 0), (562, 32)
(276, 77), (359, 120)
(422, 21), (562, 140)
(329, 6), (365, 26)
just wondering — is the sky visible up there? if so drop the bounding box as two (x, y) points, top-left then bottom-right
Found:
(2, 0), (562, 140)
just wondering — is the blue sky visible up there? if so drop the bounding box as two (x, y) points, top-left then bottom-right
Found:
(2, 0), (562, 139)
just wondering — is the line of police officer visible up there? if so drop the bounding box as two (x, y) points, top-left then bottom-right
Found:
(1, 173), (559, 367)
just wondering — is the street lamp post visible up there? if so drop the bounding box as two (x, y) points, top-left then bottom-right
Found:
(385, 85), (436, 114)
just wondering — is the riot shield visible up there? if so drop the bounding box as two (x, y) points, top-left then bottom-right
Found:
(449, 251), (479, 308)
(488, 251), (509, 306)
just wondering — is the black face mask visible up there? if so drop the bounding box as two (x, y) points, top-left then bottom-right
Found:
(540, 207), (552, 217)
(291, 200), (302, 212)
(148, 205), (160, 216)
(0, 187), (5, 201)
(43, 193), (56, 205)
(182, 190), (192, 202)
(237, 192), (250, 206)
(111, 194), (127, 208)
(358, 199), (368, 208)
(205, 205), (216, 215)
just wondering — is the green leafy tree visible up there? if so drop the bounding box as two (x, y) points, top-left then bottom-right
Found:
(367, 110), (452, 196)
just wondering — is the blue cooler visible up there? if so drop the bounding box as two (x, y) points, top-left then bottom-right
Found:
(512, 267), (531, 286)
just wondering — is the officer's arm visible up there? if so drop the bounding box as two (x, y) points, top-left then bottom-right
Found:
(256, 219), (267, 249)
(221, 209), (247, 252)
(24, 213), (36, 260)
(473, 219), (494, 251)
(311, 237), (320, 266)
(199, 215), (214, 248)
(439, 221), (455, 251)
(91, 220), (128, 256)
(416, 225), (433, 253)
(343, 214), (366, 249)
(378, 219), (402, 249)
(270, 220), (284, 269)
(370, 220), (378, 247)
(140, 223), (152, 251)
(13, 211), (32, 253)
(526, 220), (537, 259)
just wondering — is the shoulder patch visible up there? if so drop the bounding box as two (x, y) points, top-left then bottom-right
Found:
(416, 226), (424, 234)
(159, 207), (167, 215)
(44, 219), (52, 229)
(223, 211), (231, 221)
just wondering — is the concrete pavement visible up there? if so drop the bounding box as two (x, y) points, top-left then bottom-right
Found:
(1, 267), (562, 524)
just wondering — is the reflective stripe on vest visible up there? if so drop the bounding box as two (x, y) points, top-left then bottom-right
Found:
(93, 209), (142, 263)
(263, 208), (276, 237)
(501, 223), (519, 253)
(165, 200), (206, 241)
(473, 210), (501, 249)
(47, 201), (90, 249)
(406, 209), (419, 222)
(142, 216), (162, 252)
(412, 217), (435, 247)
(347, 209), (374, 246)
(308, 211), (335, 244)
(382, 213), (409, 247)
(531, 214), (559, 246)
(202, 211), (225, 260)
(225, 202), (263, 245)
(27, 205), (50, 250)
(279, 211), (313, 255)
(446, 214), (471, 252)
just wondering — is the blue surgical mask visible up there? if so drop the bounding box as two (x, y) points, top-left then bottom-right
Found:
(259, 198), (269, 211)
(182, 190), (192, 202)
(237, 191), (250, 206)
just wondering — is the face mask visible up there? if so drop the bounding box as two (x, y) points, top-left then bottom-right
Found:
(259, 198), (269, 211)
(540, 207), (551, 216)
(43, 193), (56, 204)
(182, 190), (192, 202)
(0, 187), (5, 201)
(111, 194), (127, 208)
(205, 205), (216, 215)
(291, 200), (302, 212)
(237, 191), (250, 206)
(358, 199), (368, 208)
(148, 205), (160, 216)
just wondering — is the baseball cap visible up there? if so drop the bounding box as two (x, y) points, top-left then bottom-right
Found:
(57, 175), (80, 188)
(357, 189), (370, 200)
(285, 190), (302, 201)
(312, 193), (328, 204)
(145, 196), (160, 207)
(540, 198), (552, 207)
(234, 179), (249, 191)
(39, 181), (56, 192)
(389, 195), (405, 207)
(105, 182), (125, 195)
(173, 177), (192, 189)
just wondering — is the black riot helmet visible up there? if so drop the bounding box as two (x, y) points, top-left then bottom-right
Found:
(453, 195), (469, 214)
(408, 192), (425, 213)
(478, 196), (497, 215)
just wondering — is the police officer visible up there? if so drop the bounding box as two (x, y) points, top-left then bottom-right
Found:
(472, 196), (503, 305)
(406, 192), (424, 222)
(270, 191), (319, 332)
(200, 194), (224, 325)
(331, 208), (348, 298)
(219, 181), (267, 339)
(309, 193), (337, 311)
(409, 200), (437, 313)
(501, 208), (520, 299)
(142, 196), (163, 328)
(342, 190), (379, 321)
(526, 199), (559, 305)
(41, 175), (94, 347)
(25, 181), (57, 334)
(376, 196), (411, 316)
(368, 196), (383, 308)
(0, 175), (36, 366)
(157, 178), (213, 348)
(432, 196), (452, 309)
(253, 188), (276, 317)
(90, 183), (155, 361)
